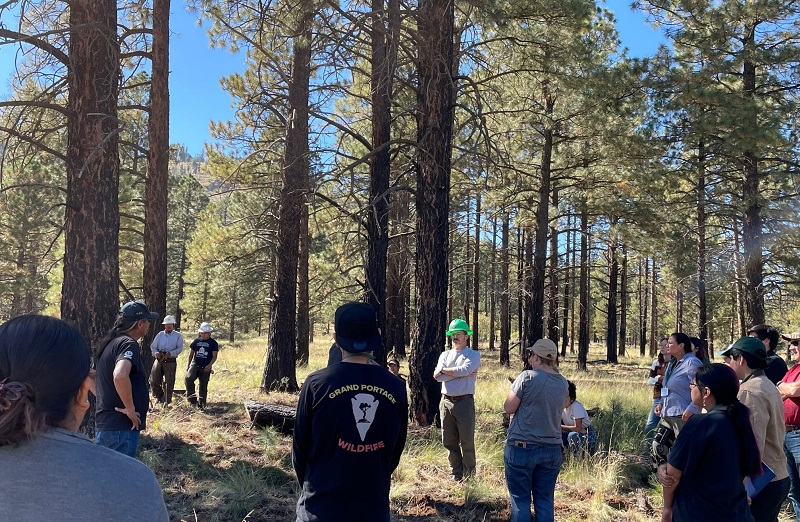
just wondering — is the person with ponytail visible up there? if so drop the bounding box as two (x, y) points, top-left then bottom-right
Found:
(658, 363), (761, 522)
(0, 315), (168, 521)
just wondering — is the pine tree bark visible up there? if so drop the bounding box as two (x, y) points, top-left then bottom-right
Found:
(649, 264), (658, 356)
(577, 200), (589, 371)
(62, 0), (121, 348)
(408, 0), (455, 425)
(488, 214), (497, 352)
(471, 194), (481, 348)
(296, 202), (310, 366)
(142, 0), (171, 375)
(547, 185), (559, 341)
(364, 0), (395, 367)
(261, 9), (312, 392)
(561, 213), (572, 357)
(639, 258), (649, 357)
(605, 238), (618, 363)
(697, 139), (708, 342)
(500, 212), (511, 366)
(530, 84), (554, 344)
(619, 247), (627, 357)
(741, 33), (765, 327)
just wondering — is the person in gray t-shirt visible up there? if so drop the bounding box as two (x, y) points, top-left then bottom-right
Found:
(503, 338), (568, 522)
(0, 314), (169, 522)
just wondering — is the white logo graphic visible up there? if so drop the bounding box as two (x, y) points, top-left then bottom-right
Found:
(198, 347), (207, 357)
(123, 350), (134, 359)
(350, 393), (378, 441)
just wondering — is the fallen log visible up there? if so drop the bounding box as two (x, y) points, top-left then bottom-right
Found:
(245, 400), (296, 434)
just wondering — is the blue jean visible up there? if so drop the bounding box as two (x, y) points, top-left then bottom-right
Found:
(644, 398), (662, 439)
(784, 430), (800, 521)
(562, 426), (596, 457)
(504, 443), (562, 522)
(96, 430), (140, 458)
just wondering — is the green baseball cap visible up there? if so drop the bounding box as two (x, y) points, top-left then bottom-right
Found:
(717, 336), (767, 361)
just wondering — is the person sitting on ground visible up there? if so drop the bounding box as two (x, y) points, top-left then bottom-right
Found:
(0, 314), (168, 521)
(658, 363), (761, 522)
(561, 380), (596, 457)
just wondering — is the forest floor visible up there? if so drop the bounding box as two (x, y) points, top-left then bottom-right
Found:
(140, 339), (796, 522)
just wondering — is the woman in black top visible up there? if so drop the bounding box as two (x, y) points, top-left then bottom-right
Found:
(658, 363), (761, 521)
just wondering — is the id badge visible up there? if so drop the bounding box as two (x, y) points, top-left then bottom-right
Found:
(660, 387), (669, 397)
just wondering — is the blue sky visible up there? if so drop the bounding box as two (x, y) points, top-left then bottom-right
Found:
(0, 0), (662, 157)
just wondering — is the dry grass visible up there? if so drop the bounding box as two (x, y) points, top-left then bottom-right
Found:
(140, 338), (718, 521)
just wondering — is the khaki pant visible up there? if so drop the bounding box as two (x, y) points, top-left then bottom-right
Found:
(440, 395), (476, 478)
(151, 359), (177, 404)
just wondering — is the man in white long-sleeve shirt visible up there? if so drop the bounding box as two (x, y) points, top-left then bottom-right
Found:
(150, 315), (184, 405)
(434, 318), (481, 480)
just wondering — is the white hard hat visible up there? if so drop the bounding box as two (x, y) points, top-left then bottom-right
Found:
(198, 322), (213, 333)
(162, 315), (176, 325)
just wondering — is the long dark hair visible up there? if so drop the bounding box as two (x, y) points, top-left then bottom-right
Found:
(95, 315), (139, 358)
(0, 315), (91, 446)
(671, 332), (693, 354)
(695, 364), (761, 477)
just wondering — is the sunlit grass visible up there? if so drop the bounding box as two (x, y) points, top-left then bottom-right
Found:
(147, 336), (668, 520)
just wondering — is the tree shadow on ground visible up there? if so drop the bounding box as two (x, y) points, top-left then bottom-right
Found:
(140, 428), (295, 522)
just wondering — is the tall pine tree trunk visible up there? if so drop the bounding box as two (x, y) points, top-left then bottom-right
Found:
(605, 238), (618, 363)
(408, 0), (455, 425)
(547, 186), (559, 341)
(365, 0), (395, 366)
(561, 212), (572, 357)
(500, 212), (511, 366)
(500, 211), (511, 366)
(471, 194), (481, 348)
(649, 264), (658, 356)
(488, 214), (497, 352)
(741, 34), (765, 327)
(62, 0), (120, 348)
(522, 231), (535, 347)
(262, 9), (312, 392)
(639, 258), (649, 357)
(530, 83), (554, 343)
(142, 0), (171, 374)
(619, 247), (627, 356)
(577, 200), (589, 371)
(697, 139), (708, 342)
(296, 202), (310, 366)
(733, 219), (746, 335)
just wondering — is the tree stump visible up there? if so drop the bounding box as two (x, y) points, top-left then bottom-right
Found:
(245, 400), (296, 434)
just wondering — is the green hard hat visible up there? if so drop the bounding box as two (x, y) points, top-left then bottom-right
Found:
(446, 318), (472, 337)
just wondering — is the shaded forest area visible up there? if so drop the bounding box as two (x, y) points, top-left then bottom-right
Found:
(1, 0), (799, 423)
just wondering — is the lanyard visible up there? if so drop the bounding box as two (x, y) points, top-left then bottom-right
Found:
(663, 358), (680, 387)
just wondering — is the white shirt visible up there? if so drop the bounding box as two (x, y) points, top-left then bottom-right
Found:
(150, 330), (184, 358)
(562, 400), (591, 432)
(434, 346), (480, 396)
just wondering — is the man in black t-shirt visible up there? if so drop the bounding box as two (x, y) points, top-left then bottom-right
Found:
(293, 302), (408, 522)
(95, 301), (159, 458)
(185, 322), (219, 409)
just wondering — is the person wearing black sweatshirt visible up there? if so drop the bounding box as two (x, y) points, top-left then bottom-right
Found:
(293, 302), (408, 522)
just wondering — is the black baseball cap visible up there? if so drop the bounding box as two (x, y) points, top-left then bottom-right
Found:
(120, 301), (159, 322)
(334, 302), (381, 353)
